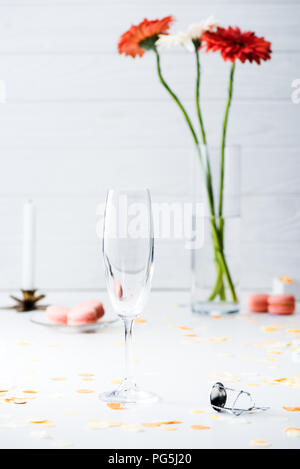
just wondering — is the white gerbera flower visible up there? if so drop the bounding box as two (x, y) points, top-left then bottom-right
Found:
(156, 32), (190, 49)
(186, 16), (220, 41)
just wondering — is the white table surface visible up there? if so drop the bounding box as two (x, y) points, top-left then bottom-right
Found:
(0, 290), (300, 450)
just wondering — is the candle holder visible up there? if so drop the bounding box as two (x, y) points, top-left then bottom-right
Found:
(8, 290), (47, 312)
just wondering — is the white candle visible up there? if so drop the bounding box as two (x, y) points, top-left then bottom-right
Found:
(21, 200), (36, 291)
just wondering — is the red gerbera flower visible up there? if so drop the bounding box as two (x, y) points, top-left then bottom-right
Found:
(202, 26), (272, 64)
(118, 16), (173, 58)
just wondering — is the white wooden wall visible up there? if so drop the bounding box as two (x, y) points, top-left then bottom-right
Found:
(0, 0), (299, 291)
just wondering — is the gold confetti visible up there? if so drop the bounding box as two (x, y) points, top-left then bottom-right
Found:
(17, 341), (31, 346)
(176, 326), (192, 331)
(110, 379), (122, 385)
(191, 409), (205, 414)
(41, 423), (55, 428)
(247, 383), (259, 387)
(190, 425), (210, 430)
(30, 419), (51, 424)
(64, 411), (79, 415)
(287, 329), (300, 334)
(141, 422), (162, 428)
(208, 337), (230, 343)
(106, 403), (124, 410)
(161, 425), (178, 431)
(250, 439), (271, 448)
(76, 389), (94, 394)
(78, 373), (94, 377)
(12, 399), (27, 405)
(89, 419), (123, 429)
(22, 390), (38, 394)
(51, 377), (67, 381)
(261, 326), (277, 332)
(184, 334), (198, 338)
(135, 318), (147, 324)
(284, 427), (300, 437)
(282, 406), (300, 412)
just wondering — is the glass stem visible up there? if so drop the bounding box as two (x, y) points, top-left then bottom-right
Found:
(123, 318), (134, 383)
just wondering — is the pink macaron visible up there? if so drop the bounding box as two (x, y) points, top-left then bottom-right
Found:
(268, 294), (295, 315)
(67, 300), (105, 325)
(46, 305), (70, 325)
(247, 294), (269, 313)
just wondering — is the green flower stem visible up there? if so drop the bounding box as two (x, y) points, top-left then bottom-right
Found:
(195, 44), (228, 301)
(154, 48), (237, 303)
(218, 62), (235, 219)
(194, 45), (215, 215)
(210, 217), (238, 303)
(154, 48), (199, 149)
(194, 44), (207, 145)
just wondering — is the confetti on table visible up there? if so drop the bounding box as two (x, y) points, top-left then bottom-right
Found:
(22, 390), (38, 394)
(287, 329), (300, 334)
(41, 423), (55, 428)
(7, 398), (27, 405)
(141, 422), (163, 428)
(89, 419), (123, 429)
(110, 379), (122, 385)
(51, 377), (67, 382)
(78, 373), (94, 377)
(191, 409), (205, 414)
(283, 427), (300, 437)
(282, 406), (300, 412)
(64, 411), (79, 415)
(250, 439), (271, 448)
(190, 425), (211, 430)
(208, 337), (230, 343)
(161, 425), (178, 431)
(123, 424), (143, 432)
(76, 389), (94, 394)
(261, 326), (277, 333)
(135, 318), (147, 324)
(107, 403), (124, 410)
(184, 334), (198, 338)
(17, 341), (31, 346)
(30, 418), (51, 424)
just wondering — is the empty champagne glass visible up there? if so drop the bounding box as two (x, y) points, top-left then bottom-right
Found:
(99, 188), (158, 404)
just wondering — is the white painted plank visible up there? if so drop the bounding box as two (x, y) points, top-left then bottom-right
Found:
(0, 101), (298, 148)
(0, 147), (192, 196)
(0, 51), (297, 101)
(242, 195), (300, 243)
(0, 239), (190, 290)
(0, 4), (297, 53)
(241, 242), (300, 289)
(0, 146), (299, 197)
(242, 148), (300, 195)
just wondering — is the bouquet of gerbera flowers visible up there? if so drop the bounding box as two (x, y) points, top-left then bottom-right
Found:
(118, 16), (272, 304)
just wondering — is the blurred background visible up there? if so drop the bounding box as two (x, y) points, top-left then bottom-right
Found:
(0, 0), (299, 292)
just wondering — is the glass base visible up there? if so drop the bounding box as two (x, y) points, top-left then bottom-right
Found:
(192, 300), (239, 315)
(99, 379), (159, 405)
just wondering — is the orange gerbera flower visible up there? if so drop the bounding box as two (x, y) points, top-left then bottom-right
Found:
(202, 26), (272, 64)
(118, 16), (173, 58)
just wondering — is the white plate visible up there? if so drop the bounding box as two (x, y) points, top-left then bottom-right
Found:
(30, 311), (119, 333)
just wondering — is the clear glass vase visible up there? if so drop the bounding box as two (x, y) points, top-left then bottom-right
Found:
(191, 145), (241, 315)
